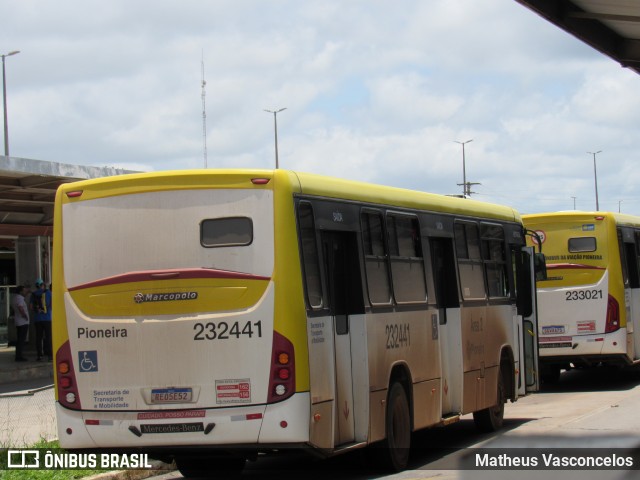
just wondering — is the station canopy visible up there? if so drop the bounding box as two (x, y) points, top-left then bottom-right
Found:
(0, 156), (134, 236)
(516, 0), (640, 75)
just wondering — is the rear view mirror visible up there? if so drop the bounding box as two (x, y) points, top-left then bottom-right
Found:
(534, 253), (547, 282)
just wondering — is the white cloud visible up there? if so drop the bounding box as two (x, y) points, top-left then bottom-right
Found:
(2, 0), (640, 214)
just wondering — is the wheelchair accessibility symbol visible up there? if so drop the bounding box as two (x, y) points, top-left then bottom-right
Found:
(79, 350), (98, 372)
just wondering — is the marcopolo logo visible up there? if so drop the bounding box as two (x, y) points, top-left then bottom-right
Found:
(134, 291), (198, 304)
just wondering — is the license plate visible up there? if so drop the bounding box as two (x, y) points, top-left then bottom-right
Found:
(150, 387), (193, 404)
(542, 325), (566, 335)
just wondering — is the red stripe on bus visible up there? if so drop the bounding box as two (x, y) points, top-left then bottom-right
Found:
(546, 263), (605, 270)
(68, 268), (271, 291)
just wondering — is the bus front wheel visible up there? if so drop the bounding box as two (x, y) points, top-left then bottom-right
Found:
(382, 382), (411, 471)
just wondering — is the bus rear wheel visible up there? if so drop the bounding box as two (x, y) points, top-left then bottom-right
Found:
(541, 365), (561, 385)
(473, 367), (506, 433)
(382, 382), (411, 471)
(175, 455), (246, 479)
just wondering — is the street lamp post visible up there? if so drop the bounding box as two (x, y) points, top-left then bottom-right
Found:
(588, 150), (602, 211)
(454, 139), (473, 197)
(264, 108), (286, 169)
(2, 50), (20, 157)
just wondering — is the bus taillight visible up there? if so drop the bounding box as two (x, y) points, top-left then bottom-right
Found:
(605, 295), (620, 333)
(56, 341), (82, 409)
(59, 376), (73, 389)
(268, 331), (295, 403)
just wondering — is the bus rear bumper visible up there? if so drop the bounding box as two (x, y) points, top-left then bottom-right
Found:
(57, 392), (310, 449)
(539, 327), (630, 367)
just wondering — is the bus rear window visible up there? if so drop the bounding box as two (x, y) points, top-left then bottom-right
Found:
(568, 237), (596, 253)
(201, 217), (253, 247)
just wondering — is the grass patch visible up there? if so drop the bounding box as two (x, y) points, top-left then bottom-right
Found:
(0, 438), (109, 480)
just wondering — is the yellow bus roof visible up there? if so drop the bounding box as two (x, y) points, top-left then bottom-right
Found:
(523, 211), (640, 228)
(58, 169), (521, 223)
(292, 171), (520, 222)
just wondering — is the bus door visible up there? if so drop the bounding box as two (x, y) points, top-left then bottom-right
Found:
(517, 246), (540, 394)
(622, 231), (640, 360)
(321, 231), (365, 446)
(430, 237), (462, 415)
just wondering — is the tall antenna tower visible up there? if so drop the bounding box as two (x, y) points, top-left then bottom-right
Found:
(201, 52), (208, 168)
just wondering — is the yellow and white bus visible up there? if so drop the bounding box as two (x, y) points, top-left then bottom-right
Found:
(523, 211), (640, 383)
(53, 169), (540, 476)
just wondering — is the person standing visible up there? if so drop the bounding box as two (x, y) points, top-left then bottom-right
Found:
(31, 279), (52, 361)
(11, 285), (30, 362)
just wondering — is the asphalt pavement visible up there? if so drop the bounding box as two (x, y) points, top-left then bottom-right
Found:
(0, 344), (54, 392)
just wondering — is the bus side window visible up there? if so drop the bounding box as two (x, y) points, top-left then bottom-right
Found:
(617, 229), (639, 289)
(386, 214), (427, 304)
(297, 202), (324, 309)
(454, 222), (487, 301)
(624, 242), (640, 289)
(361, 211), (392, 306)
(430, 237), (459, 324)
(480, 223), (510, 299)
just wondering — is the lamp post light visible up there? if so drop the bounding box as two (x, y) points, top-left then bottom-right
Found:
(264, 108), (286, 169)
(2, 50), (20, 157)
(588, 150), (602, 211)
(454, 139), (473, 197)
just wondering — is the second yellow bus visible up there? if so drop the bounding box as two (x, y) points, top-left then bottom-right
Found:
(524, 211), (640, 383)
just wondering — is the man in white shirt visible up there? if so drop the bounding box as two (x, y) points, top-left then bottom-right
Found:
(11, 285), (30, 362)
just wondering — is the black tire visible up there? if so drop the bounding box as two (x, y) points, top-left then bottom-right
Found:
(541, 366), (561, 385)
(473, 367), (506, 433)
(382, 382), (412, 471)
(175, 456), (245, 479)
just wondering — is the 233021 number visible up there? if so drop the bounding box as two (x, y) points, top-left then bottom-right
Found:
(565, 289), (603, 301)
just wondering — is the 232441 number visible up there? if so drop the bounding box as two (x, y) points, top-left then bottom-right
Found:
(194, 320), (262, 341)
(386, 323), (410, 349)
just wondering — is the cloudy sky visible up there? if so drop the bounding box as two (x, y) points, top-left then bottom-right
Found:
(2, 1), (640, 215)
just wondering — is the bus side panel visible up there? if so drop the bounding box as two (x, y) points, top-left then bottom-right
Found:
(350, 313), (370, 443)
(461, 303), (515, 414)
(412, 378), (441, 429)
(52, 187), (69, 401)
(273, 171), (310, 395)
(307, 313), (336, 449)
(440, 310), (463, 415)
(367, 309), (442, 429)
(631, 287), (640, 360)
